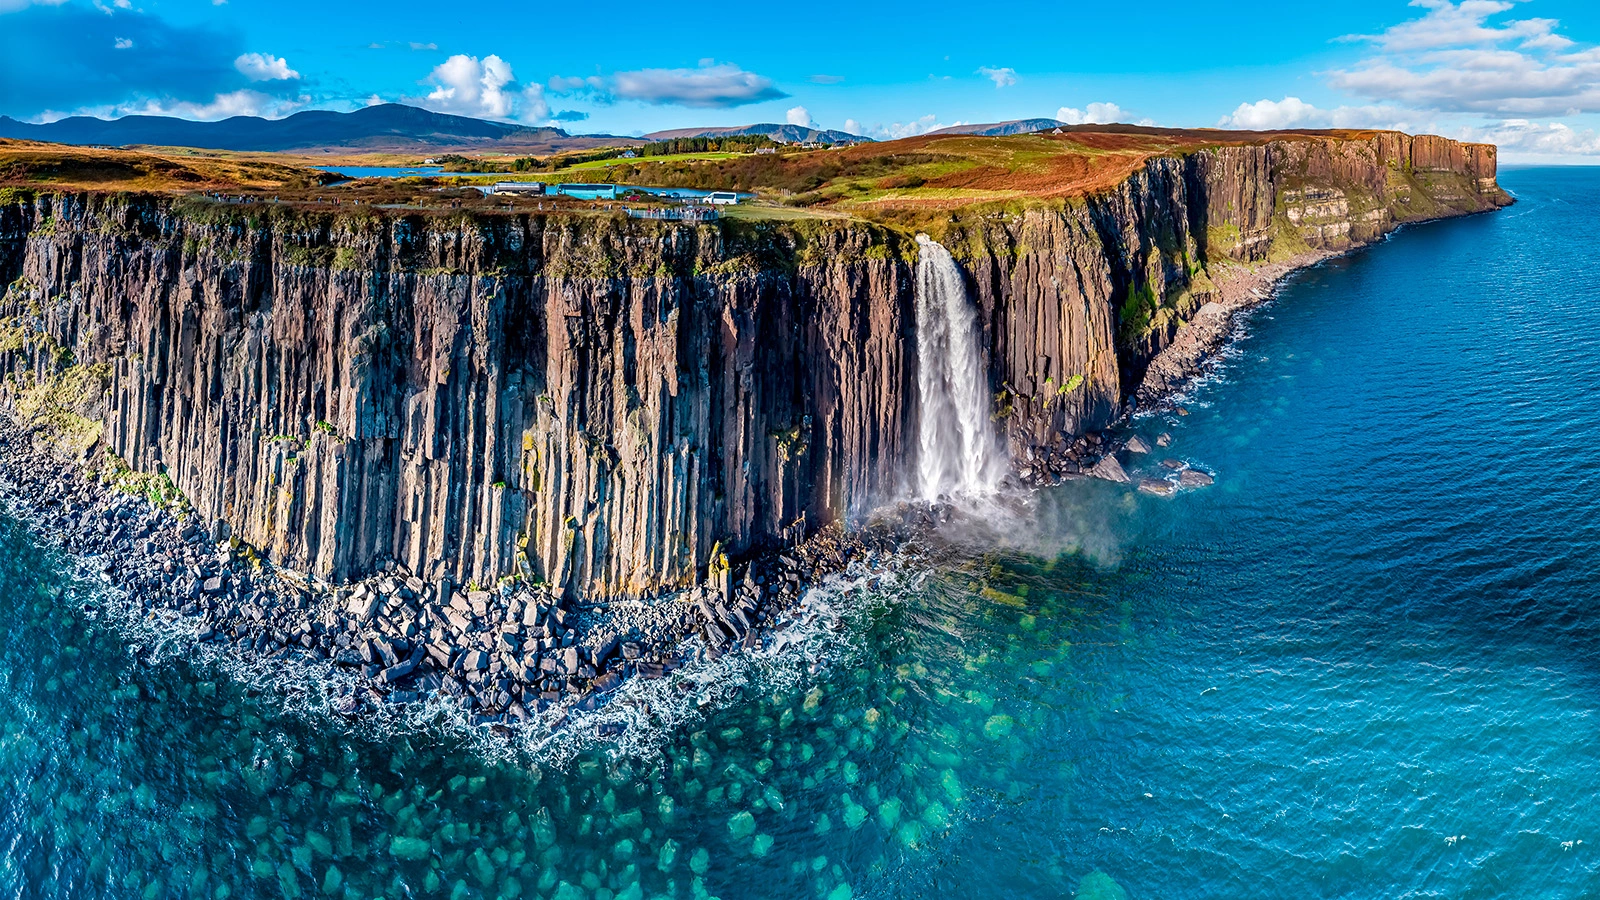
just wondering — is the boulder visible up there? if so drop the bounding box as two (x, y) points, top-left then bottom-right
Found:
(1138, 478), (1177, 497)
(1125, 435), (1151, 454)
(347, 592), (382, 621)
(1160, 458), (1185, 470)
(1156, 432), (1173, 448)
(379, 657), (418, 683)
(1088, 455), (1131, 484)
(1179, 469), (1215, 487)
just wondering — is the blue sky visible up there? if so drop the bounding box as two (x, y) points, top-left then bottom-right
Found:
(2, 0), (1599, 160)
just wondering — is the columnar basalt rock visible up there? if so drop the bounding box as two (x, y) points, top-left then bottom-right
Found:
(0, 132), (1509, 599)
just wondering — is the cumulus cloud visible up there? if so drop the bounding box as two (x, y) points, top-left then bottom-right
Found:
(786, 105), (812, 128)
(978, 66), (1018, 88)
(846, 114), (961, 140)
(417, 53), (548, 122)
(1216, 96), (1419, 131)
(1055, 102), (1131, 125)
(234, 52), (299, 82)
(1330, 0), (1600, 116)
(51, 89), (309, 123)
(1462, 118), (1600, 157)
(610, 61), (786, 108)
(113, 36), (132, 49)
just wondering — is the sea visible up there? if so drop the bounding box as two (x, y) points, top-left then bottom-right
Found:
(0, 166), (1596, 899)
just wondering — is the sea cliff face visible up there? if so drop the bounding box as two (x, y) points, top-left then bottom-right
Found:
(0, 132), (1509, 598)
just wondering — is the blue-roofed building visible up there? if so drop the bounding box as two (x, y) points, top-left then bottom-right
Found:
(554, 183), (618, 200)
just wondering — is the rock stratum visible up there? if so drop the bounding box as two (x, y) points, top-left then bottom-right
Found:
(0, 132), (1510, 601)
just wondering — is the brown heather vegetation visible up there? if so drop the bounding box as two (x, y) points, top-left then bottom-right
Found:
(1, 125), (1431, 227)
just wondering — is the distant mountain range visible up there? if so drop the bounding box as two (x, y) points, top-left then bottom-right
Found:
(929, 119), (1070, 137)
(0, 104), (1091, 155)
(0, 104), (625, 154)
(642, 123), (870, 144)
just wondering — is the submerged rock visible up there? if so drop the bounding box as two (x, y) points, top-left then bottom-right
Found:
(1138, 478), (1178, 497)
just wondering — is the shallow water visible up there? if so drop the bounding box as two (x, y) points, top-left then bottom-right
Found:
(2, 167), (1599, 899)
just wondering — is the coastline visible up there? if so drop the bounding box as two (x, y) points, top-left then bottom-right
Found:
(0, 203), (1511, 741)
(1132, 249), (1339, 409)
(0, 420), (903, 738)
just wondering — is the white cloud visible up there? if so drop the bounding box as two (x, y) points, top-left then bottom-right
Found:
(850, 114), (962, 140)
(1345, 0), (1562, 52)
(610, 61), (786, 108)
(1217, 96), (1430, 132)
(786, 105), (812, 128)
(1055, 102), (1131, 125)
(418, 53), (548, 122)
(1457, 117), (1600, 159)
(234, 52), (300, 82)
(78, 90), (309, 122)
(0, 0), (70, 9)
(978, 66), (1018, 88)
(113, 36), (132, 49)
(408, 42), (437, 51)
(1330, 0), (1600, 116)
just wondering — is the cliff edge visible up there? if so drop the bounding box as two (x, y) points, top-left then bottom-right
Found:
(0, 131), (1510, 600)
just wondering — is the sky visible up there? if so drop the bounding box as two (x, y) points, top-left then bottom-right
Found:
(2, 0), (1600, 162)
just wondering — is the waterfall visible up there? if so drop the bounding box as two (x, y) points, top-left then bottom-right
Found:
(914, 234), (1004, 501)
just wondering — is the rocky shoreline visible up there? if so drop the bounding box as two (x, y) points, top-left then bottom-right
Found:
(0, 419), (905, 732)
(1009, 251), (1340, 494)
(0, 224), (1496, 733)
(1133, 250), (1338, 407)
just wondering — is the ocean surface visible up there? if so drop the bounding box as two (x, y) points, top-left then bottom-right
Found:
(2, 166), (1598, 899)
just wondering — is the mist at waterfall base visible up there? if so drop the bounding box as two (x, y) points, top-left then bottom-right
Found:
(2, 166), (1600, 898)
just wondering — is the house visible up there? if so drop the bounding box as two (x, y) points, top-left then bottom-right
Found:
(705, 191), (740, 206)
(492, 182), (547, 195)
(754, 147), (778, 155)
(620, 150), (638, 159)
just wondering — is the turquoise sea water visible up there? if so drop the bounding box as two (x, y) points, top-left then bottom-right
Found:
(2, 166), (1598, 899)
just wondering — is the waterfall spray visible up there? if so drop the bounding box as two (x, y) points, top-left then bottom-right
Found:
(914, 234), (1005, 501)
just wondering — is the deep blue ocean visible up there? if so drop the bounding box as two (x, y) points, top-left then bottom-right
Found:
(1, 166), (1597, 899)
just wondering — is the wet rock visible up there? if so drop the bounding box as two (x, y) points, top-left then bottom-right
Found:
(1125, 435), (1151, 454)
(1179, 469), (1215, 487)
(1138, 478), (1178, 497)
(1088, 455), (1131, 484)
(1156, 432), (1173, 447)
(379, 656), (418, 683)
(1160, 458), (1185, 470)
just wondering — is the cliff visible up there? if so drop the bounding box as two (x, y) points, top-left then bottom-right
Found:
(0, 132), (1509, 599)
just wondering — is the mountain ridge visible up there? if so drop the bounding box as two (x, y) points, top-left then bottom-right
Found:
(641, 123), (869, 144)
(0, 104), (624, 153)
